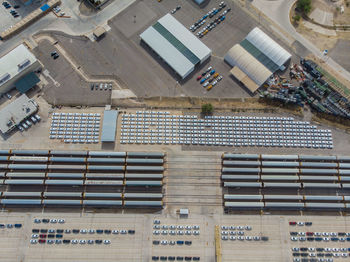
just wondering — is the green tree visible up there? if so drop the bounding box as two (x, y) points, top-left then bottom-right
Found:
(293, 14), (301, 22)
(201, 103), (213, 115)
(297, 0), (312, 14)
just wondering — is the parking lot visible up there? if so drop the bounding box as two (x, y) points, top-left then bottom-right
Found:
(0, 0), (44, 33)
(32, 39), (111, 106)
(49, 0), (299, 99)
(1, 213), (350, 262)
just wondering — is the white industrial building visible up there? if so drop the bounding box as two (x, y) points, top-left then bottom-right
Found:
(224, 27), (291, 93)
(140, 14), (212, 79)
(0, 94), (38, 134)
(0, 44), (41, 95)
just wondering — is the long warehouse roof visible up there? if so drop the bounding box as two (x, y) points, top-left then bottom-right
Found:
(140, 13), (211, 79)
(100, 110), (118, 143)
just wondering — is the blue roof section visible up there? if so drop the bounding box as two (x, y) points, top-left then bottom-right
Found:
(101, 110), (118, 142)
(15, 72), (40, 93)
(40, 4), (50, 12)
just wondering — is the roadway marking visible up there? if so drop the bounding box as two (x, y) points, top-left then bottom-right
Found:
(43, 69), (60, 87)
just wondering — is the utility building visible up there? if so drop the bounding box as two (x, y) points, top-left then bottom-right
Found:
(225, 27), (291, 93)
(0, 44), (41, 95)
(140, 14), (211, 79)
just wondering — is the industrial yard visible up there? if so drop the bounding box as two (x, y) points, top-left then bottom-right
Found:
(0, 0), (350, 261)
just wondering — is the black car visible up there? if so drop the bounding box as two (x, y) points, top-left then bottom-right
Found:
(338, 232), (346, 236)
(13, 14), (19, 17)
(300, 248), (308, 251)
(14, 224), (22, 228)
(331, 237), (339, 241)
(290, 232), (298, 236)
(96, 229), (103, 234)
(227, 8), (231, 12)
(152, 256), (159, 261)
(42, 219), (49, 223)
(13, 5), (19, 8)
(193, 258), (200, 261)
(184, 257), (192, 261)
(10, 10), (16, 14)
(128, 230), (135, 234)
(56, 234), (63, 238)
(160, 257), (167, 261)
(184, 241), (192, 245)
(72, 229), (79, 234)
(63, 239), (70, 244)
(95, 239), (102, 244)
(261, 236), (269, 241)
(104, 229), (111, 234)
(176, 257), (184, 261)
(168, 257), (175, 261)
(306, 237), (314, 241)
(40, 229), (48, 233)
(32, 229), (40, 233)
(53, 54), (59, 59)
(316, 248), (324, 252)
(0, 224), (4, 228)
(56, 229), (64, 233)
(317, 253), (324, 257)
(300, 253), (308, 257)
(47, 234), (55, 238)
(292, 253), (300, 257)
(153, 240), (160, 245)
(305, 222), (312, 226)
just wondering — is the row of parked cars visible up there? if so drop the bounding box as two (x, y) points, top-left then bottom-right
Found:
(0, 223), (22, 228)
(90, 82), (113, 91)
(152, 256), (200, 261)
(189, 1), (227, 33)
(153, 240), (192, 246)
(18, 114), (41, 132)
(197, 66), (223, 91)
(289, 221), (312, 226)
(32, 228), (134, 235)
(30, 239), (111, 245)
(2, 1), (20, 18)
(293, 258), (334, 262)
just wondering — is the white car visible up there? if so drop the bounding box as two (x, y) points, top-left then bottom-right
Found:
(153, 230), (160, 235)
(212, 80), (217, 86)
(229, 236), (236, 240)
(153, 220), (160, 224)
(80, 229), (87, 234)
(161, 225), (168, 229)
(161, 230), (168, 235)
(291, 237), (298, 241)
(103, 240), (110, 245)
(203, 81), (209, 87)
(292, 247), (299, 251)
(297, 222), (304, 226)
(50, 219), (57, 223)
(177, 225), (183, 230)
(160, 240), (168, 245)
(221, 236), (228, 240)
(177, 230), (184, 235)
(79, 240), (86, 244)
(221, 231), (228, 235)
(71, 239), (78, 244)
(88, 229), (95, 234)
(193, 230), (200, 235)
(112, 230), (119, 234)
(207, 66), (212, 72)
(58, 219), (65, 224)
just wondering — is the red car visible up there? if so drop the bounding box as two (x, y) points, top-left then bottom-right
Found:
(306, 232), (314, 236)
(39, 234), (47, 238)
(39, 239), (46, 244)
(289, 221), (296, 225)
(196, 75), (202, 81)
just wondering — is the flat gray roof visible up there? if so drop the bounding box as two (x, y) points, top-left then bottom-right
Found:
(0, 94), (37, 133)
(101, 110), (118, 142)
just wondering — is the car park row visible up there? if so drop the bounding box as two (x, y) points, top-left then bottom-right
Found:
(120, 112), (332, 148)
(49, 112), (100, 143)
(17, 114), (41, 132)
(151, 256), (200, 261)
(2, 1), (20, 18)
(90, 82), (113, 91)
(189, 2), (229, 38)
(197, 66), (223, 91)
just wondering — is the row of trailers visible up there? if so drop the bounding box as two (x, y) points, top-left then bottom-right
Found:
(0, 150), (165, 208)
(0, 192), (162, 208)
(222, 153), (350, 211)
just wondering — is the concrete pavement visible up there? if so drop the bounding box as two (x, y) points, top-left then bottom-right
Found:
(251, 0), (350, 83)
(0, 0), (135, 56)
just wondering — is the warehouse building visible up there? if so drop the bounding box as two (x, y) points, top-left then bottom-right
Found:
(0, 94), (38, 134)
(140, 14), (211, 79)
(0, 44), (41, 95)
(101, 110), (119, 143)
(224, 27), (291, 93)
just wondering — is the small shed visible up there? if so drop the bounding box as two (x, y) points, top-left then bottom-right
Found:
(93, 27), (106, 39)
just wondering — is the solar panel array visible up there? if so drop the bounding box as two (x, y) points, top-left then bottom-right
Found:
(0, 150), (164, 208)
(222, 153), (350, 211)
(120, 111), (333, 149)
(49, 113), (101, 144)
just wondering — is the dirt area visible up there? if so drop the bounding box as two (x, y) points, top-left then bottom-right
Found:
(310, 0), (350, 25)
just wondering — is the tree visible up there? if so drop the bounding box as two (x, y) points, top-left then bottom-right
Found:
(201, 103), (213, 115)
(293, 14), (301, 23)
(297, 0), (312, 14)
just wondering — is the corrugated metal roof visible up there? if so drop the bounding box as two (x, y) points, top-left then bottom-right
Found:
(245, 27), (291, 67)
(157, 14), (211, 63)
(123, 193), (163, 199)
(265, 202), (304, 208)
(222, 153), (259, 160)
(225, 44), (272, 87)
(83, 200), (122, 206)
(1, 199), (41, 205)
(224, 202), (264, 208)
(264, 195), (303, 200)
(124, 201), (162, 206)
(140, 26), (194, 78)
(127, 152), (164, 158)
(224, 194), (263, 200)
(101, 110), (118, 142)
